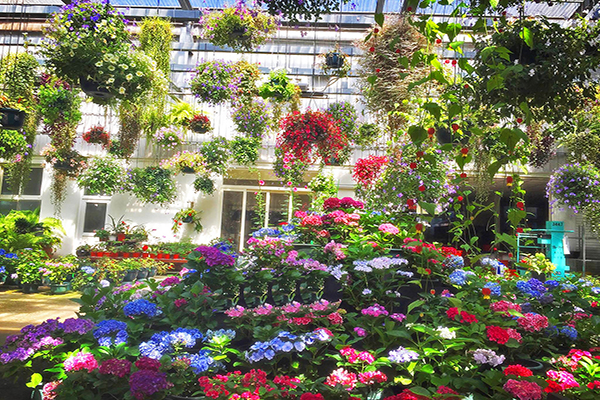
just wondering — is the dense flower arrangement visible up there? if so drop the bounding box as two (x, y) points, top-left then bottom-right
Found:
(126, 166), (177, 206)
(278, 110), (348, 164)
(231, 98), (272, 139)
(546, 163), (600, 214)
(41, 145), (87, 177)
(199, 2), (278, 52)
(230, 136), (261, 167)
(82, 126), (110, 148)
(5, 200), (600, 400)
(191, 60), (260, 105)
(353, 155), (389, 189)
(160, 151), (206, 175)
(154, 126), (184, 150)
(200, 137), (231, 176)
(188, 114), (211, 133)
(76, 156), (125, 195)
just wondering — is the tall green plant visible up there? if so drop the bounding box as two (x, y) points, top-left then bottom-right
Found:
(0, 209), (65, 252)
(139, 17), (173, 78)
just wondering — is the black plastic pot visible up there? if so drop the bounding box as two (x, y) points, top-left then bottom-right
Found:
(53, 160), (75, 171)
(180, 166), (196, 174)
(325, 52), (345, 69)
(182, 216), (194, 223)
(0, 108), (25, 130)
(79, 76), (114, 100)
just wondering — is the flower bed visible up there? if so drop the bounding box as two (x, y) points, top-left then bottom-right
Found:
(3, 200), (600, 399)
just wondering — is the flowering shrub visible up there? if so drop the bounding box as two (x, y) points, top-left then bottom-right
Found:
(172, 208), (203, 233)
(199, 4), (278, 52)
(546, 163), (600, 213)
(353, 155), (389, 189)
(188, 114), (211, 133)
(231, 98), (272, 139)
(160, 151), (206, 174)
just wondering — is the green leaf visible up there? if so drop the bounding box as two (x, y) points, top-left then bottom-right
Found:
(486, 74), (504, 92)
(422, 102), (442, 120)
(408, 125), (427, 145)
(410, 387), (432, 396)
(26, 373), (42, 388)
(419, 201), (437, 216)
(488, 160), (503, 176)
(407, 299), (425, 315)
(367, 75), (377, 85)
(520, 26), (533, 48)
(490, 0), (499, 8)
(448, 103), (462, 119)
(419, 364), (435, 374)
(375, 13), (385, 27)
(448, 41), (465, 55)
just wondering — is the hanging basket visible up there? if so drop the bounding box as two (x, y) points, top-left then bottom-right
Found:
(0, 108), (26, 130)
(182, 215), (194, 223)
(53, 160), (76, 171)
(191, 125), (210, 134)
(325, 52), (345, 69)
(79, 76), (114, 100)
(180, 166), (196, 174)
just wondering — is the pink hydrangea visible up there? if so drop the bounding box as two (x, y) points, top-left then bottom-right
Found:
(361, 304), (389, 317)
(547, 370), (580, 390)
(502, 379), (543, 400)
(490, 300), (522, 317)
(517, 313), (549, 332)
(64, 352), (98, 373)
(379, 223), (399, 234)
(225, 305), (245, 318)
(42, 381), (61, 400)
(174, 298), (188, 308)
(325, 368), (358, 390)
(99, 358), (132, 378)
(358, 370), (387, 384)
(354, 327), (367, 337)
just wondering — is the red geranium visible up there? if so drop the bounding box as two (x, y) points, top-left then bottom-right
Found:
(83, 126), (110, 148)
(353, 155), (389, 188)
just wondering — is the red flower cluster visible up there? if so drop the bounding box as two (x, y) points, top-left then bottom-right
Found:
(517, 313), (549, 332)
(323, 197), (365, 211)
(446, 307), (478, 324)
(486, 325), (522, 345)
(300, 395), (324, 400)
(504, 364), (534, 377)
(198, 369), (300, 399)
(383, 390), (431, 400)
(278, 110), (348, 163)
(189, 114), (211, 132)
(353, 155), (389, 188)
(83, 126), (110, 148)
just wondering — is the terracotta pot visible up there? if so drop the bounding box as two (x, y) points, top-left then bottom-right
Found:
(90, 251), (97, 257)
(142, 253), (149, 258)
(157, 253), (163, 259)
(163, 254), (171, 260)
(96, 251), (104, 257)
(123, 252), (130, 258)
(133, 252), (141, 257)
(117, 233), (126, 242)
(173, 254), (180, 260)
(150, 254), (156, 259)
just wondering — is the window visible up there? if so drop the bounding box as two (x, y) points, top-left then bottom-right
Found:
(83, 202), (108, 233)
(0, 167), (43, 215)
(220, 189), (311, 251)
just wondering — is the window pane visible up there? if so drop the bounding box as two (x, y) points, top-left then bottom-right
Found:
(268, 193), (289, 226)
(1, 168), (43, 195)
(220, 191), (243, 250)
(243, 192), (261, 244)
(83, 203), (107, 233)
(0, 200), (41, 215)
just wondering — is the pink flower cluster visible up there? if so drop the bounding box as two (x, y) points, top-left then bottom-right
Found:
(361, 304), (389, 317)
(546, 370), (580, 390)
(225, 300), (339, 318)
(502, 379), (543, 400)
(358, 370), (387, 385)
(490, 300), (522, 317)
(99, 358), (132, 378)
(159, 276), (181, 287)
(323, 197), (364, 211)
(517, 313), (549, 332)
(64, 352), (98, 373)
(324, 241), (346, 260)
(340, 347), (375, 364)
(174, 298), (188, 308)
(324, 210), (360, 227)
(557, 349), (592, 371)
(325, 368), (357, 390)
(378, 223), (399, 235)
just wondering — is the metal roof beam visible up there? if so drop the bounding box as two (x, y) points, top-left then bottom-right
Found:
(375, 0), (386, 14)
(177, 0), (192, 11)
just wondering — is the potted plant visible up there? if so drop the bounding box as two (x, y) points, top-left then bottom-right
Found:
(199, 137), (231, 176)
(188, 114), (211, 134)
(154, 126), (184, 150)
(0, 93), (26, 130)
(230, 136), (261, 167)
(172, 208), (203, 233)
(127, 226), (149, 243)
(94, 229), (110, 242)
(0, 128), (29, 161)
(258, 69), (299, 102)
(321, 47), (352, 78)
(42, 256), (77, 294)
(255, 0), (347, 23)
(15, 249), (47, 293)
(160, 151), (206, 175)
(231, 98), (272, 139)
(41, 145), (87, 176)
(193, 175), (215, 195)
(199, 3), (277, 52)
(76, 244), (91, 258)
(278, 109), (348, 164)
(191, 60), (260, 106)
(77, 156), (126, 196)
(82, 126), (110, 148)
(126, 166), (177, 206)
(41, 0), (162, 104)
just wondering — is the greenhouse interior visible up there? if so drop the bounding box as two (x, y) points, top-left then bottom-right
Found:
(3, 0), (600, 398)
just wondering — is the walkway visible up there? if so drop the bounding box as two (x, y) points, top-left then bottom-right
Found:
(0, 286), (81, 346)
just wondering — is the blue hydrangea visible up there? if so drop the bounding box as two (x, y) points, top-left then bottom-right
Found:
(245, 330), (331, 363)
(444, 255), (464, 269)
(545, 280), (560, 289)
(521, 302), (533, 313)
(483, 282), (501, 297)
(139, 328), (204, 360)
(205, 329), (236, 341)
(560, 326), (578, 340)
(388, 346), (419, 363)
(81, 266), (95, 275)
(94, 320), (128, 346)
(123, 299), (160, 318)
(0, 266), (5, 274)
(480, 257), (504, 273)
(449, 269), (475, 286)
(516, 279), (547, 298)
(545, 325), (559, 337)
(251, 227), (280, 238)
(539, 293), (554, 305)
(592, 287), (600, 295)
(187, 351), (213, 374)
(561, 283), (578, 292)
